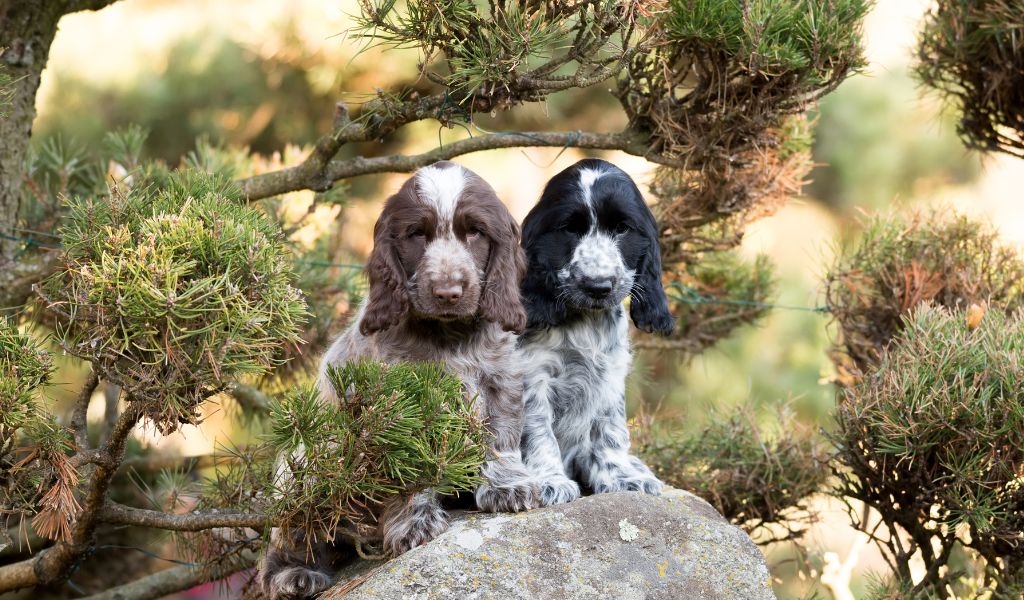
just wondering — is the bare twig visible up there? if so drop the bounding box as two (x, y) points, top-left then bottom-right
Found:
(0, 556), (37, 592)
(238, 129), (668, 201)
(96, 502), (269, 532)
(102, 383), (120, 439)
(79, 556), (256, 600)
(226, 381), (273, 413)
(0, 404), (144, 592)
(70, 370), (100, 451)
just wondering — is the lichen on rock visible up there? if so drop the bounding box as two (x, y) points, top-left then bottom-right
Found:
(325, 488), (775, 600)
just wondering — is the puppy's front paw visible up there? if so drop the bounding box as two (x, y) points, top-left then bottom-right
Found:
(538, 476), (581, 506)
(475, 477), (541, 513)
(260, 565), (332, 600)
(594, 473), (663, 496)
(382, 498), (449, 556)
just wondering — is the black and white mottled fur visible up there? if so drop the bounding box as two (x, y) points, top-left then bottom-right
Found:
(517, 159), (675, 506)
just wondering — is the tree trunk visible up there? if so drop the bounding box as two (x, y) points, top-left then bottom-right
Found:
(0, 1), (121, 309)
(0, 1), (66, 259)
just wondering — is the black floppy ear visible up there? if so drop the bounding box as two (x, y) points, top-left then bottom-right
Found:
(478, 213), (528, 333)
(629, 227), (675, 335)
(519, 218), (568, 329)
(359, 214), (409, 335)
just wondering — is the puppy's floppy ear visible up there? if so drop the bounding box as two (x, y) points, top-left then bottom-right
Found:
(359, 207), (409, 336)
(629, 224), (675, 336)
(519, 218), (568, 329)
(478, 209), (528, 333)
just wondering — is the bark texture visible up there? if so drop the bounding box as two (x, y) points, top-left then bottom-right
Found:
(0, 1), (65, 258)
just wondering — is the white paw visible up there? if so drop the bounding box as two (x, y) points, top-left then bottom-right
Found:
(261, 565), (332, 600)
(538, 476), (581, 506)
(476, 477), (541, 513)
(383, 502), (449, 556)
(594, 474), (663, 496)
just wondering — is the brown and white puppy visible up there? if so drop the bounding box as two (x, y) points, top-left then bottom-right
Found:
(261, 161), (540, 600)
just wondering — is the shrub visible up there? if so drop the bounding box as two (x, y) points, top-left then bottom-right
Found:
(40, 170), (307, 431)
(825, 212), (1024, 374)
(833, 304), (1024, 597)
(268, 361), (487, 551)
(917, 0), (1024, 158)
(646, 252), (775, 355)
(637, 405), (828, 543)
(0, 319), (77, 543)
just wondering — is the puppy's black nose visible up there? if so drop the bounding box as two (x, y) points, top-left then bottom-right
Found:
(580, 277), (614, 299)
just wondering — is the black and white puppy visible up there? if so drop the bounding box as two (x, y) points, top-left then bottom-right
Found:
(517, 158), (675, 506)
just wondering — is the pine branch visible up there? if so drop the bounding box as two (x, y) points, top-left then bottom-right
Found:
(97, 502), (269, 532)
(225, 382), (273, 414)
(239, 129), (666, 201)
(79, 556), (256, 600)
(0, 557), (36, 593)
(0, 404), (144, 592)
(70, 370), (99, 451)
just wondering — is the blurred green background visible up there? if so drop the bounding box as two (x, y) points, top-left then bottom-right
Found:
(30, 1), (1024, 597)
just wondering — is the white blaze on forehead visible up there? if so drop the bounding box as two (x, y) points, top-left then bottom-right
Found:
(415, 164), (467, 227)
(577, 167), (605, 207)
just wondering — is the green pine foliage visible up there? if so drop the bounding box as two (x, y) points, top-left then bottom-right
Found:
(666, 0), (870, 86)
(635, 0), (869, 161)
(917, 0), (1024, 158)
(41, 169), (307, 431)
(355, 1), (568, 100)
(268, 361), (486, 545)
(834, 305), (1024, 597)
(664, 252), (775, 356)
(0, 319), (77, 542)
(638, 405), (827, 543)
(0, 319), (52, 438)
(826, 212), (1024, 374)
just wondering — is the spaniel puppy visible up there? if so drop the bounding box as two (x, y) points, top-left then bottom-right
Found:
(262, 161), (539, 600)
(518, 158), (675, 507)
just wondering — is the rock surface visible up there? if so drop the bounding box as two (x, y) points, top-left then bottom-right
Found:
(326, 488), (775, 600)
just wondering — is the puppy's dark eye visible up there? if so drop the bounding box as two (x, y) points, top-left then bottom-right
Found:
(407, 227), (426, 240)
(466, 226), (482, 240)
(612, 221), (631, 234)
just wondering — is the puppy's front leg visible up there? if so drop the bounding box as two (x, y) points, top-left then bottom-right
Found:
(579, 402), (663, 496)
(381, 489), (449, 555)
(261, 448), (334, 600)
(520, 380), (580, 506)
(474, 376), (541, 513)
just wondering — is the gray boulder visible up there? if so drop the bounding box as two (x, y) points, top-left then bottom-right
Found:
(328, 488), (775, 600)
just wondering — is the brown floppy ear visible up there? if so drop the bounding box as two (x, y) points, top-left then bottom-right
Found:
(359, 212), (409, 336)
(478, 210), (528, 333)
